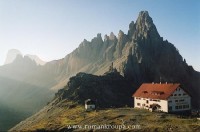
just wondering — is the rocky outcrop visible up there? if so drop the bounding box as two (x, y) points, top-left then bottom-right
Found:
(56, 71), (135, 108)
(133, 11), (160, 41)
(114, 30), (128, 58)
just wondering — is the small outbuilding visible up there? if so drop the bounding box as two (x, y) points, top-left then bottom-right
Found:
(85, 99), (96, 111)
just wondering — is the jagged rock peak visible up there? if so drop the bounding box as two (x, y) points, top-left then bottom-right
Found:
(139, 11), (150, 17)
(97, 33), (102, 38)
(129, 21), (134, 30)
(128, 21), (135, 39)
(104, 34), (109, 41)
(138, 11), (151, 20)
(79, 39), (89, 47)
(118, 30), (124, 37)
(83, 39), (88, 43)
(91, 33), (103, 43)
(136, 11), (153, 28)
(91, 33), (103, 45)
(109, 32), (116, 40)
(129, 21), (135, 29)
(133, 11), (160, 40)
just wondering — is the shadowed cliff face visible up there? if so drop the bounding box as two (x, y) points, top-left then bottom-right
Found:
(56, 72), (135, 108)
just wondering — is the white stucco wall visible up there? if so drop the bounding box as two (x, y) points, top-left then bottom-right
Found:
(85, 104), (95, 111)
(134, 97), (168, 112)
(168, 87), (191, 112)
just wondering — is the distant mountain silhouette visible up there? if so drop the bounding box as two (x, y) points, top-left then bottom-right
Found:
(4, 49), (22, 65)
(25, 54), (46, 65)
(4, 49), (46, 65)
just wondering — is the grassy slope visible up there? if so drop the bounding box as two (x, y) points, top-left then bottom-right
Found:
(10, 100), (200, 132)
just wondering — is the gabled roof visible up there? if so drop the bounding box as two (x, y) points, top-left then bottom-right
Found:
(132, 83), (181, 100)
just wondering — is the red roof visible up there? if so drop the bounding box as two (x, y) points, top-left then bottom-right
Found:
(132, 83), (181, 100)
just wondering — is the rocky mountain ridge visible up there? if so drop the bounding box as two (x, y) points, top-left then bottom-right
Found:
(0, 10), (200, 131)
(56, 71), (135, 107)
(50, 11), (199, 109)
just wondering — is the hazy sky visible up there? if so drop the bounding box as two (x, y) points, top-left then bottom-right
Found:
(0, 0), (199, 71)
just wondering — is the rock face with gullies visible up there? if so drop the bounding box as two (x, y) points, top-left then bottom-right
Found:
(134, 11), (160, 41)
(4, 11), (199, 110)
(114, 30), (128, 58)
(56, 71), (135, 108)
(46, 10), (199, 108)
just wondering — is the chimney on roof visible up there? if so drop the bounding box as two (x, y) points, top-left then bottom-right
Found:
(160, 82), (161, 84)
(152, 82), (154, 84)
(159, 76), (162, 84)
(166, 82), (167, 84)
